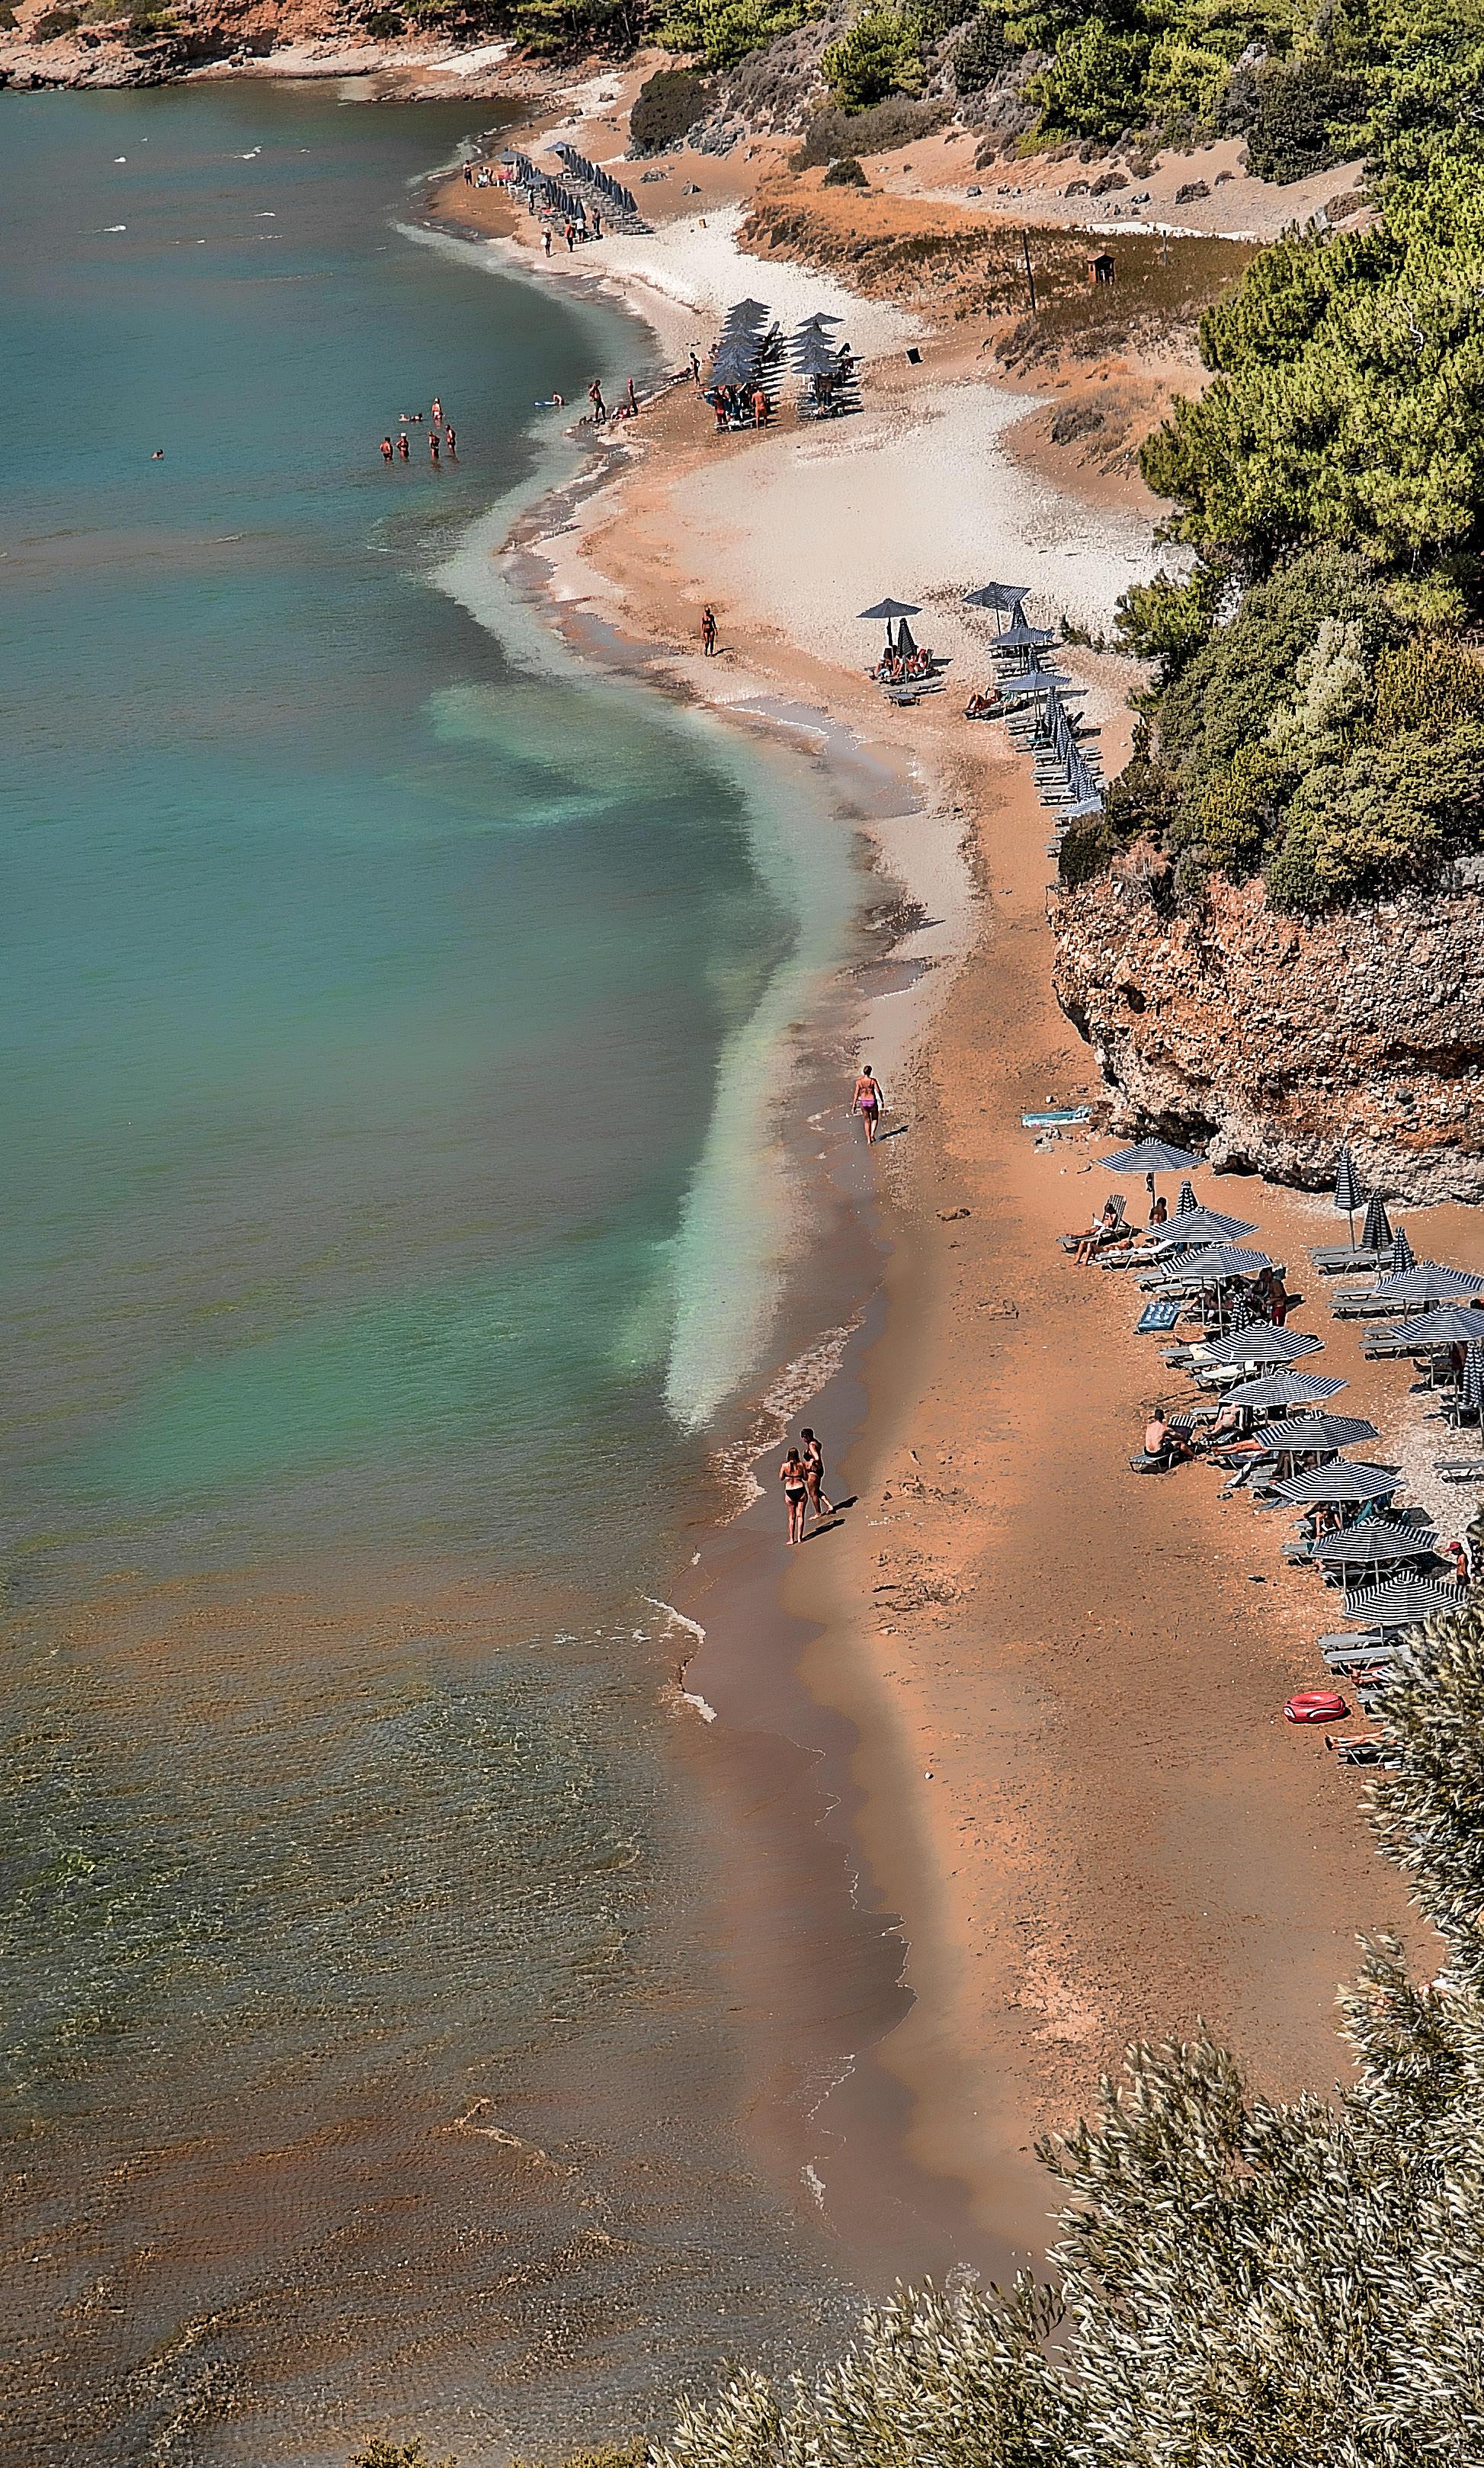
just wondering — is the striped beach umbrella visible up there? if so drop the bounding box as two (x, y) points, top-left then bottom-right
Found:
(1361, 1191), (1393, 1252)
(1461, 1339), (1484, 1448)
(1391, 1224), (1415, 1275)
(1176, 1179), (1198, 1214)
(1333, 1142), (1364, 1245)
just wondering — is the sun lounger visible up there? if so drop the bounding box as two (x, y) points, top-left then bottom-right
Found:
(1129, 1450), (1176, 1474)
(1321, 1634), (1388, 1669)
(1309, 1244), (1395, 1275)
(1329, 1290), (1407, 1319)
(1433, 1458), (1484, 1481)
(1059, 1195), (1129, 1254)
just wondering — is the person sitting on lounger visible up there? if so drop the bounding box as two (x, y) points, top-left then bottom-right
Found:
(1075, 1199), (1121, 1266)
(964, 691), (997, 717)
(1145, 1407), (1194, 1465)
(1197, 1399), (1254, 1452)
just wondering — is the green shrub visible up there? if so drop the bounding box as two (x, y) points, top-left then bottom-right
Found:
(364, 8), (405, 28)
(657, 0), (820, 69)
(630, 63), (714, 146)
(822, 0), (928, 110)
(952, 3), (1017, 92)
(822, 151), (868, 181)
(1058, 817), (1117, 884)
(1245, 53), (1364, 183)
(793, 93), (946, 161)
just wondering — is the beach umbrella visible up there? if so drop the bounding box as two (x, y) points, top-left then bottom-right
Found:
(1370, 1260), (1482, 1305)
(1364, 1303), (1484, 1355)
(963, 582), (1030, 628)
(1161, 1206), (1260, 1247)
(1176, 1180), (1198, 1214)
(1460, 1338), (1484, 1446)
(1263, 1413), (1377, 1452)
(1360, 1192), (1393, 1252)
(1226, 1289), (1260, 1333)
(1199, 1323), (1325, 1366)
(1309, 1520), (1440, 1568)
(1101, 1138), (1206, 1176)
(1391, 1224), (1415, 1275)
(1343, 1575), (1466, 1624)
(1223, 1371), (1347, 1409)
(1333, 1142), (1364, 1245)
(992, 619), (1058, 652)
(1274, 1460), (1402, 1506)
(996, 668), (1075, 695)
(1162, 1245), (1271, 1281)
(859, 598), (921, 620)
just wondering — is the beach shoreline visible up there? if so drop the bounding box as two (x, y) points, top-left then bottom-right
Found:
(418, 84), (1453, 2294)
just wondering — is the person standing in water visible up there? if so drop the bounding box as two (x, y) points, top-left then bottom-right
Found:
(429, 431), (440, 463)
(397, 432), (409, 460)
(431, 396), (442, 428)
(800, 1428), (834, 1521)
(380, 436), (393, 461)
(444, 425), (456, 456)
(852, 1063), (883, 1144)
(779, 1449), (809, 1546)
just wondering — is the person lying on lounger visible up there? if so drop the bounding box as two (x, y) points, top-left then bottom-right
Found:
(964, 691), (998, 717)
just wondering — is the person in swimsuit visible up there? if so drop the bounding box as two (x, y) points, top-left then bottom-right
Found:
(800, 1427), (834, 1520)
(853, 1064), (883, 1144)
(779, 1448), (809, 1545)
(431, 396), (442, 428)
(429, 432), (440, 462)
(397, 433), (409, 459)
(380, 436), (393, 461)
(701, 606), (716, 656)
(444, 425), (456, 456)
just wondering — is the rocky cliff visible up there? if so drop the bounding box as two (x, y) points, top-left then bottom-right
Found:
(1051, 855), (1484, 1204)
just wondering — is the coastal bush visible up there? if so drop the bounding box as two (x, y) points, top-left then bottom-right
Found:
(822, 1), (929, 111)
(655, 0), (822, 70)
(1244, 53), (1365, 181)
(630, 64), (715, 147)
(793, 93), (947, 160)
(822, 150), (868, 179)
(950, 1), (1016, 95)
(659, 1562), (1484, 2466)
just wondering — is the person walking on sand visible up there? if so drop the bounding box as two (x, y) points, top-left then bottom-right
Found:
(565, 221), (576, 253)
(779, 1448), (809, 1546)
(853, 1063), (883, 1144)
(588, 377), (606, 422)
(627, 375), (638, 416)
(800, 1428), (834, 1521)
(380, 436), (393, 461)
(689, 348), (701, 386)
(543, 226), (553, 258)
(701, 605), (716, 656)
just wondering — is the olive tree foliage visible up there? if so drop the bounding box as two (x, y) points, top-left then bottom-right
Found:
(656, 1577), (1484, 2468)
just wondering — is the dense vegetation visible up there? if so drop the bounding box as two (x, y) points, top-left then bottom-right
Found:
(649, 1550), (1484, 2468)
(1072, 141), (1484, 913)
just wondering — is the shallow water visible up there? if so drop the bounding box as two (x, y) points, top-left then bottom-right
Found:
(1, 84), (867, 2463)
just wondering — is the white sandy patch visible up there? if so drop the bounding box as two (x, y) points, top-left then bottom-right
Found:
(673, 377), (1158, 669)
(550, 204), (922, 367)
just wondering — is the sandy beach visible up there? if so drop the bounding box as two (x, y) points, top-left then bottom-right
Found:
(422, 87), (1467, 2276)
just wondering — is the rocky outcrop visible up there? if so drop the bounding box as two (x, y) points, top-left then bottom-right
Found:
(1051, 856), (1484, 1204)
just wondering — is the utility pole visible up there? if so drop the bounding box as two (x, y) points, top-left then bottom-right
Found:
(1022, 227), (1037, 313)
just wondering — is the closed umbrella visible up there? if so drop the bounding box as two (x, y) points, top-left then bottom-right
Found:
(1360, 1192), (1393, 1252)
(1460, 1338), (1484, 1447)
(1309, 1521), (1441, 1568)
(1262, 1414), (1378, 1451)
(1343, 1576), (1466, 1625)
(1334, 1142), (1364, 1246)
(1200, 1323), (1325, 1366)
(1391, 1224), (1415, 1275)
(1274, 1460), (1401, 1506)
(1223, 1371), (1348, 1409)
(1177, 1179), (1198, 1215)
(1226, 1289), (1260, 1333)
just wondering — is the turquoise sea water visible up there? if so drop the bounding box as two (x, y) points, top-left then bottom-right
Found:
(1, 85), (863, 2464)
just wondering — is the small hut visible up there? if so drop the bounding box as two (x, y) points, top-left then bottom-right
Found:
(1087, 250), (1115, 285)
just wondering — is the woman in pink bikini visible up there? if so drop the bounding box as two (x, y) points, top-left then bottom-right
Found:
(852, 1064), (883, 1144)
(779, 1448), (809, 1545)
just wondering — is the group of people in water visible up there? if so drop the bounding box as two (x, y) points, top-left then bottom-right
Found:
(380, 396), (455, 465)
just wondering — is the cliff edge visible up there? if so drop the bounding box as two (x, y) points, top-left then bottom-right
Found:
(1051, 855), (1484, 1204)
